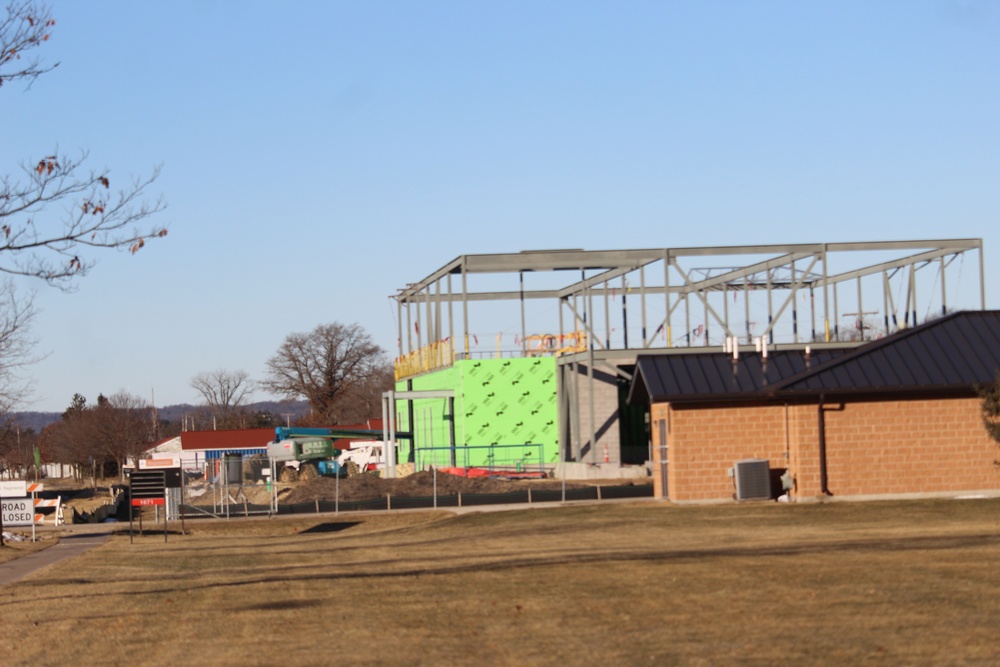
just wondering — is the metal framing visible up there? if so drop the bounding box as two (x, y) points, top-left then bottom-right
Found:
(390, 239), (986, 464)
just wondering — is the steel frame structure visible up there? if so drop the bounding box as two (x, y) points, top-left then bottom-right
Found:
(391, 239), (986, 463)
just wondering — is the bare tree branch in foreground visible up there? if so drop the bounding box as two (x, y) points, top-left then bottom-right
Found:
(0, 1), (169, 413)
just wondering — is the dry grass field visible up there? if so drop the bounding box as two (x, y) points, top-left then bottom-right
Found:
(1, 497), (999, 666)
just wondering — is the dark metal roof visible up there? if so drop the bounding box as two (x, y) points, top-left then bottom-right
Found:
(629, 349), (846, 404)
(629, 310), (1000, 404)
(773, 310), (1000, 397)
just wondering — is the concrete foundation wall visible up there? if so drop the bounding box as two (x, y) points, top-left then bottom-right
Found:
(561, 357), (635, 465)
(556, 461), (650, 480)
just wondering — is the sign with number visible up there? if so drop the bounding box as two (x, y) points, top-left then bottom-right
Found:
(131, 497), (165, 507)
(129, 469), (167, 507)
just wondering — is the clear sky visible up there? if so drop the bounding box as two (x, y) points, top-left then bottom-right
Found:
(3, 0), (998, 413)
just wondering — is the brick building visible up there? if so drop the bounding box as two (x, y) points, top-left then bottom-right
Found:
(629, 310), (1000, 502)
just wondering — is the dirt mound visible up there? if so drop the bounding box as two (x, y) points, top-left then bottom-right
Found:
(391, 471), (518, 496)
(283, 474), (390, 504)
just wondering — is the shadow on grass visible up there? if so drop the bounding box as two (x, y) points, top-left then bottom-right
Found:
(298, 522), (362, 534)
(243, 599), (324, 611)
(5, 531), (999, 607)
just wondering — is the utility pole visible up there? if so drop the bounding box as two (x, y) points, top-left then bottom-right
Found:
(151, 388), (160, 440)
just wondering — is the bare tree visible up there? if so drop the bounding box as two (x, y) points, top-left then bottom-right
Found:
(0, 2), (168, 411)
(0, 420), (35, 478)
(36, 393), (91, 481)
(92, 390), (154, 478)
(190, 368), (255, 430)
(37, 392), (108, 483)
(262, 322), (388, 425)
(0, 280), (37, 413)
(334, 359), (395, 425)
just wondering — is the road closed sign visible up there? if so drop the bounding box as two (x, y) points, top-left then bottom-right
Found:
(2, 498), (37, 526)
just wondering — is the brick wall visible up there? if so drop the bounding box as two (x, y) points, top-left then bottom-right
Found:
(655, 402), (791, 502)
(821, 397), (997, 497)
(653, 396), (999, 502)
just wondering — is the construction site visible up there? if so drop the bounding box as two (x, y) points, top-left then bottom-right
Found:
(384, 239), (987, 484)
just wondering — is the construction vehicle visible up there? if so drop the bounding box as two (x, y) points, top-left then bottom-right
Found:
(267, 426), (385, 482)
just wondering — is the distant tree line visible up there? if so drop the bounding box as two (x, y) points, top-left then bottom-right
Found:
(0, 320), (396, 480)
(0, 391), (152, 483)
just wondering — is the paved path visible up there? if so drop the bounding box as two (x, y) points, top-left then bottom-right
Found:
(0, 528), (113, 586)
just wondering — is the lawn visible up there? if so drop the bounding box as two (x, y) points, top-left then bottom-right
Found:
(1, 498), (999, 666)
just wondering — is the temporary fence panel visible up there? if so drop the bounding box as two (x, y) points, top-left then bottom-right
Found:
(177, 454), (276, 519)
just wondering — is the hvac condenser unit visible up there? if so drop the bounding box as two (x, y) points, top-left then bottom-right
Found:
(733, 458), (771, 501)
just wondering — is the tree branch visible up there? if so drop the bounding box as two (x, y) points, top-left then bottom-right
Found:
(0, 0), (57, 91)
(0, 152), (167, 287)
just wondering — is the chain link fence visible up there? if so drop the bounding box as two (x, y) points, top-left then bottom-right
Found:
(173, 454), (275, 519)
(168, 454), (652, 521)
(270, 466), (652, 516)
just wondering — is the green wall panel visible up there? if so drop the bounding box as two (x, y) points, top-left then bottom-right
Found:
(459, 357), (557, 463)
(395, 357), (559, 468)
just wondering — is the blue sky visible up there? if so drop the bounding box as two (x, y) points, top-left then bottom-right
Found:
(3, 0), (998, 413)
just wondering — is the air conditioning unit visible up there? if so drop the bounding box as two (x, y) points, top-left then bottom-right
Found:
(733, 458), (771, 501)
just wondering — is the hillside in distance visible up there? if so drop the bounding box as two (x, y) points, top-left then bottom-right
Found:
(9, 400), (311, 433)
